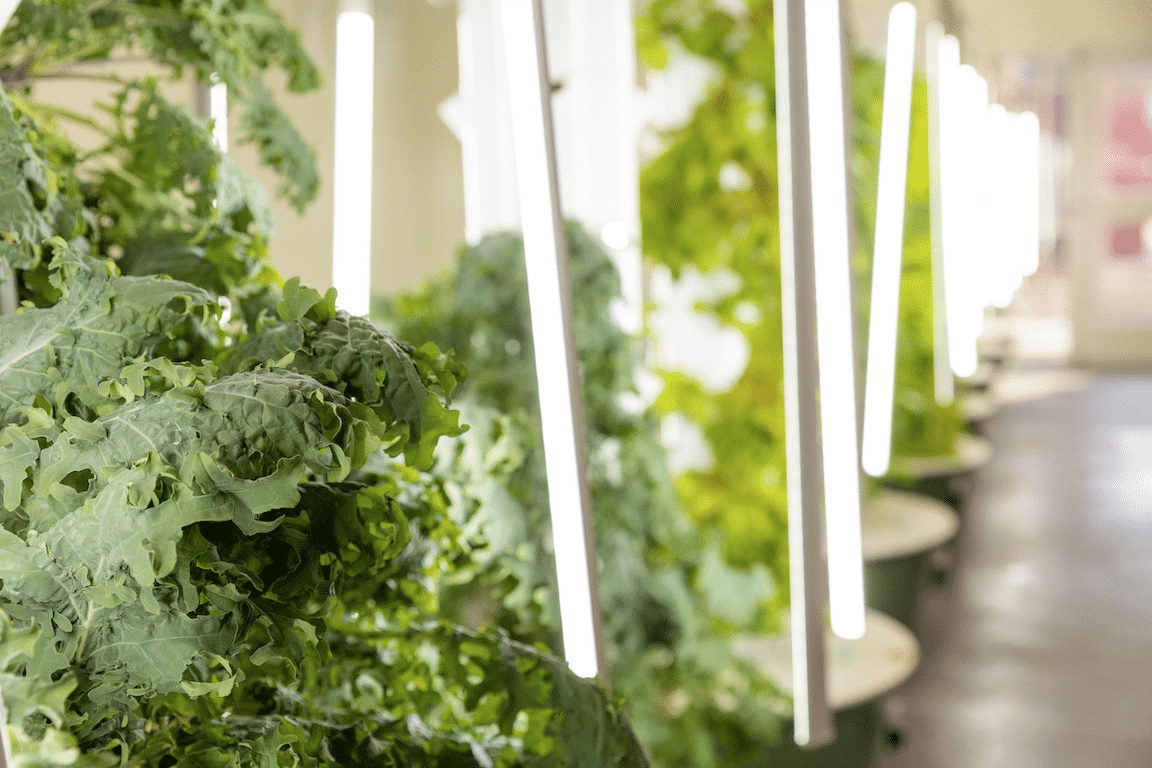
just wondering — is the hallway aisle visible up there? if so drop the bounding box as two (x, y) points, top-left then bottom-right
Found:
(875, 361), (1152, 767)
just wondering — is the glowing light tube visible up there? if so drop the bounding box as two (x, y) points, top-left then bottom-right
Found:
(925, 22), (953, 406)
(952, 64), (988, 377)
(805, 0), (864, 641)
(862, 2), (917, 480)
(210, 80), (228, 152)
(331, 0), (374, 317)
(938, 36), (980, 379)
(774, 0), (834, 748)
(500, 0), (607, 683)
(1019, 111), (1041, 277)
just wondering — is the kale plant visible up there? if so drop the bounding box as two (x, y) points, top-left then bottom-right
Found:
(374, 223), (784, 768)
(0, 79), (648, 768)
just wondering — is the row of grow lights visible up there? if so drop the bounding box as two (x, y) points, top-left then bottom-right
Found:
(317, 0), (1043, 749)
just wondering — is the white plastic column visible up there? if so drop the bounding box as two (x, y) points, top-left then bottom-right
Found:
(774, 0), (834, 749)
(925, 22), (953, 406)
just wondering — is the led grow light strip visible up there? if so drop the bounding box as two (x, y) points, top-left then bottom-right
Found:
(862, 2), (917, 479)
(210, 79), (228, 152)
(775, 0), (833, 748)
(331, 0), (374, 317)
(500, 0), (608, 683)
(949, 63), (987, 378)
(1019, 111), (1041, 277)
(925, 22), (953, 406)
(805, 0), (865, 641)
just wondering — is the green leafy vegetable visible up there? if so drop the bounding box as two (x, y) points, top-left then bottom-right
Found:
(374, 222), (783, 768)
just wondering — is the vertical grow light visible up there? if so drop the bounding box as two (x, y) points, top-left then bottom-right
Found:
(210, 79), (228, 152)
(862, 2), (917, 479)
(949, 63), (988, 377)
(805, 0), (864, 641)
(936, 34), (982, 379)
(775, 0), (833, 747)
(500, 0), (608, 683)
(331, 0), (374, 317)
(1018, 111), (1042, 278)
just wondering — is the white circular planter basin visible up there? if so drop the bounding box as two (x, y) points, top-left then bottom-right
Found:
(959, 391), (998, 424)
(889, 433), (993, 480)
(861, 490), (960, 563)
(732, 609), (919, 713)
(977, 334), (1014, 363)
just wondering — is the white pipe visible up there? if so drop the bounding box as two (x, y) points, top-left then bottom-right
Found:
(862, 2), (917, 479)
(331, 0), (375, 317)
(209, 80), (228, 153)
(925, 22), (953, 406)
(500, 0), (608, 684)
(774, 0), (834, 748)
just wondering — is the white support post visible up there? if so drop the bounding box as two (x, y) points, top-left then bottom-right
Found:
(925, 21), (953, 406)
(500, 0), (608, 685)
(774, 0), (833, 748)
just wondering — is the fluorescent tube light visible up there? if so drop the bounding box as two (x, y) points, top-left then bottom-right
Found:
(952, 64), (988, 376)
(805, 0), (864, 641)
(1019, 111), (1041, 277)
(938, 38), (981, 379)
(501, 0), (606, 682)
(862, 2), (917, 480)
(210, 80), (228, 152)
(332, 0), (374, 317)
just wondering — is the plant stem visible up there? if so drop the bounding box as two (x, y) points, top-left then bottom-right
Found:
(74, 602), (98, 663)
(19, 98), (116, 139)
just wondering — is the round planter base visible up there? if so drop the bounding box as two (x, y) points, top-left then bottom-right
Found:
(886, 434), (993, 510)
(733, 610), (919, 768)
(862, 490), (960, 634)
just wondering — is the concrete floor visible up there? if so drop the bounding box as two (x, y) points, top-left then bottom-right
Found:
(875, 358), (1152, 767)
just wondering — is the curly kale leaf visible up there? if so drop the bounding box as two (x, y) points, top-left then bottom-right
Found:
(0, 89), (90, 273)
(0, 362), (394, 742)
(127, 624), (648, 768)
(221, 279), (466, 470)
(0, 251), (217, 427)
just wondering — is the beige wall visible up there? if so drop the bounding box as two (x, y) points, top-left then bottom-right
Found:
(236, 0), (465, 298)
(28, 0), (464, 300)
(849, 0), (1152, 60)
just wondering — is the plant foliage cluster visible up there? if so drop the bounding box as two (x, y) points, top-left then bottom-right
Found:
(0, 3), (650, 763)
(635, 0), (966, 588)
(0, 0), (319, 329)
(373, 224), (784, 768)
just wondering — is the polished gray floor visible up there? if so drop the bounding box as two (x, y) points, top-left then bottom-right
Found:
(875, 367), (1152, 768)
